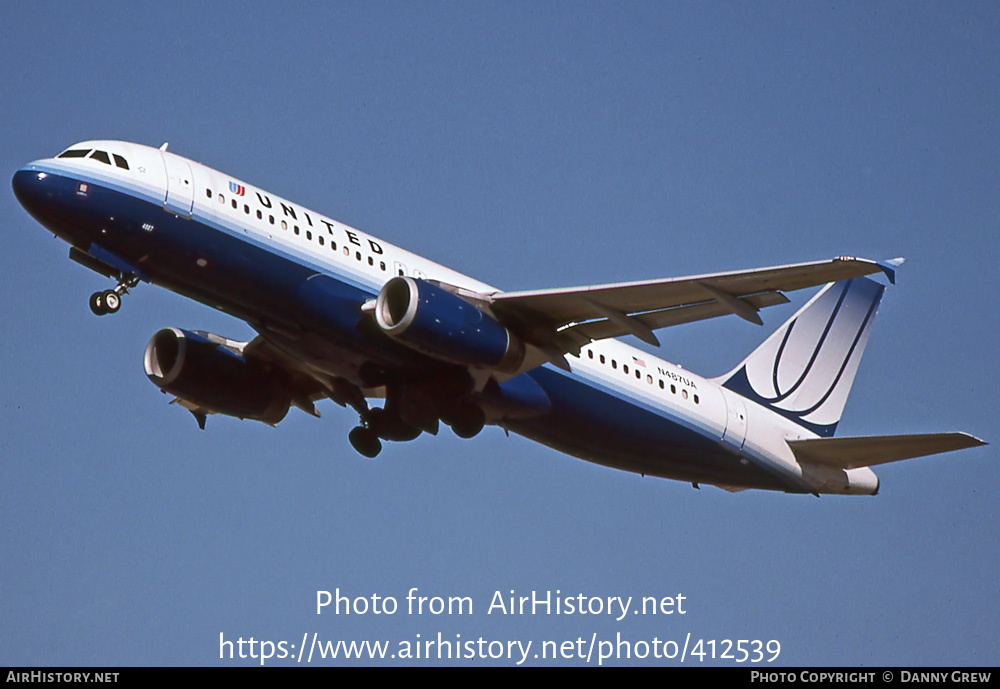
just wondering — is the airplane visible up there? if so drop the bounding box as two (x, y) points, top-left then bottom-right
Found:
(12, 140), (985, 496)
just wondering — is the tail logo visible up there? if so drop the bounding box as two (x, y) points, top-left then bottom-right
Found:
(722, 278), (884, 436)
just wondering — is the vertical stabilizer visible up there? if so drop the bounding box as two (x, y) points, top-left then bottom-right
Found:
(718, 278), (885, 437)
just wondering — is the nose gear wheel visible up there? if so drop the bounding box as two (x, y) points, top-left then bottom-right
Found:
(88, 274), (139, 316)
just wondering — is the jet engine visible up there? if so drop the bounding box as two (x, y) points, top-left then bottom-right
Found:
(143, 328), (291, 424)
(374, 277), (524, 372)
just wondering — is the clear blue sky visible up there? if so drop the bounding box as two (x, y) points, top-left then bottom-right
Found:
(2, 2), (997, 666)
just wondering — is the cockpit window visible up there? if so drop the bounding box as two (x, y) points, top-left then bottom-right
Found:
(56, 147), (128, 169)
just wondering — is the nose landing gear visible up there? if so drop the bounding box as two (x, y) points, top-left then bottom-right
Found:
(89, 274), (139, 316)
(89, 290), (120, 315)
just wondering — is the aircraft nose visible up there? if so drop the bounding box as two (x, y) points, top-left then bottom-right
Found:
(12, 167), (60, 226)
(12, 168), (47, 214)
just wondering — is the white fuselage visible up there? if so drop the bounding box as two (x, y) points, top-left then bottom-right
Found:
(13, 140), (881, 495)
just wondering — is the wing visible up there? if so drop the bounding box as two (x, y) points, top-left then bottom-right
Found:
(488, 256), (901, 357)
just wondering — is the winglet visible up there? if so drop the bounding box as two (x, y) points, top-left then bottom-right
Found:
(876, 257), (905, 285)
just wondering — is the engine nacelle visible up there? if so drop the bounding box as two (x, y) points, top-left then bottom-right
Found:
(143, 328), (291, 424)
(374, 277), (524, 372)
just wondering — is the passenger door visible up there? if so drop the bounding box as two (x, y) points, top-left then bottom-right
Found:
(161, 152), (194, 218)
(721, 390), (748, 454)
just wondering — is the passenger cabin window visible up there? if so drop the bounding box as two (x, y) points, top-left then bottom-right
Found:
(58, 149), (92, 159)
(89, 150), (112, 165)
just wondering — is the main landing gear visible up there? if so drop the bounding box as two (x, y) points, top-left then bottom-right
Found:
(348, 425), (382, 459)
(346, 396), (432, 460)
(346, 401), (486, 459)
(89, 275), (139, 316)
(339, 386), (384, 460)
(348, 406), (419, 459)
(336, 374), (487, 460)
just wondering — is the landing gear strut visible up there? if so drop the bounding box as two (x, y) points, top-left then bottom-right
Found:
(339, 387), (383, 459)
(89, 274), (139, 316)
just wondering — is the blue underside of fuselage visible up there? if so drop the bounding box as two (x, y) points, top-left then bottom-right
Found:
(13, 167), (788, 491)
(508, 366), (785, 488)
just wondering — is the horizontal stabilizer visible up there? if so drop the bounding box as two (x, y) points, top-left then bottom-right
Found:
(788, 433), (986, 469)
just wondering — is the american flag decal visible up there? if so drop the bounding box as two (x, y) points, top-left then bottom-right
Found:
(632, 356), (646, 368)
(229, 181), (245, 196)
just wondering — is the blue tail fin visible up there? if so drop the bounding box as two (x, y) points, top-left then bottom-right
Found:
(718, 278), (886, 437)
